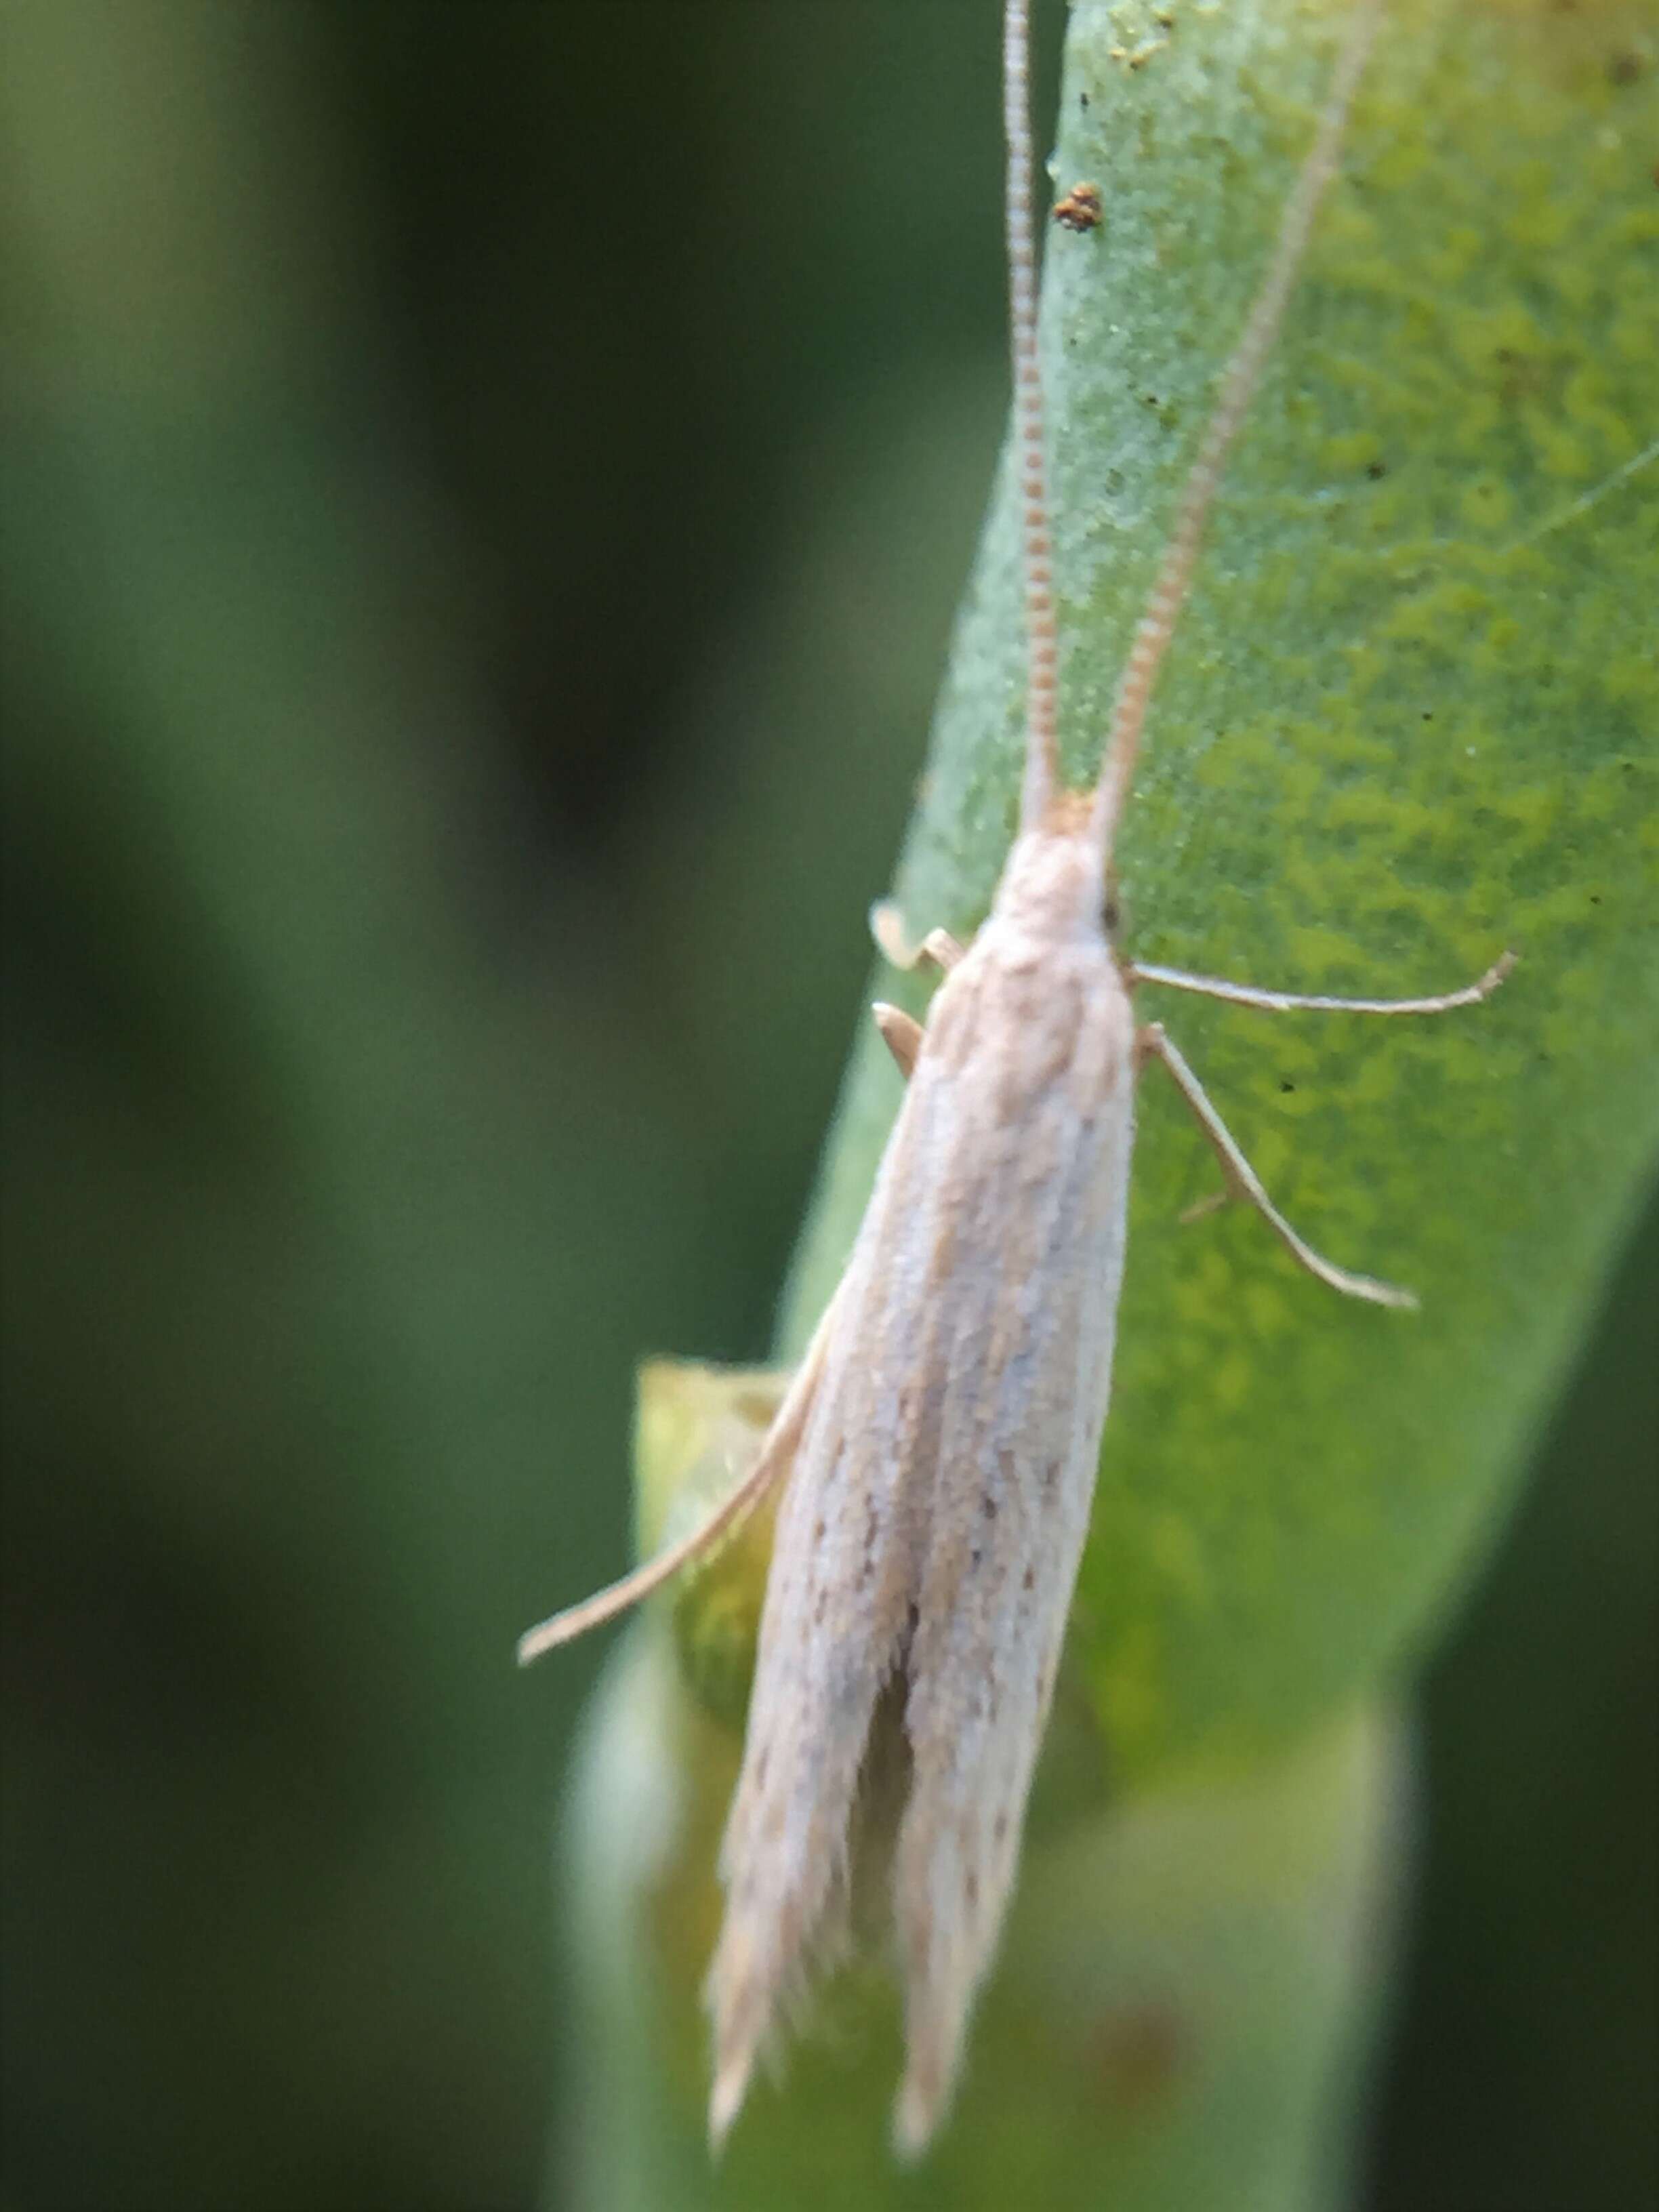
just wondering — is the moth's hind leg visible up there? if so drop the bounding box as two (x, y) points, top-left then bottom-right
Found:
(515, 1285), (839, 1664)
(1127, 950), (1515, 1015)
(1141, 1023), (1417, 1309)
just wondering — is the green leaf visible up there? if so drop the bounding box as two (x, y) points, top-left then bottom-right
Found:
(569, 1), (1658, 2200)
(570, 1630), (1410, 2212)
(781, 0), (1659, 1785)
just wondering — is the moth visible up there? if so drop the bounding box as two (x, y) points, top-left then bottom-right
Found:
(520, 0), (1513, 2159)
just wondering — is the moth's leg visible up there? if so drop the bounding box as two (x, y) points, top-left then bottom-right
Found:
(1126, 950), (1515, 1016)
(1140, 1022), (1417, 1310)
(870, 899), (967, 975)
(873, 1001), (925, 1080)
(516, 1283), (839, 1663)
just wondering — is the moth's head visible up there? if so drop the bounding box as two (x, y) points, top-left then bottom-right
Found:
(991, 806), (1109, 946)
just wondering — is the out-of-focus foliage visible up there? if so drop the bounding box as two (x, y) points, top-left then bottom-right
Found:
(0, 4), (1652, 2210)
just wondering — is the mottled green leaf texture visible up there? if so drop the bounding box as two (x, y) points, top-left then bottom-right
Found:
(575, 0), (1658, 2201)
(785, 0), (1659, 1778)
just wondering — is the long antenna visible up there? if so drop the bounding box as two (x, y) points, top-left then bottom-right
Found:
(1090, 0), (1384, 861)
(1004, 0), (1060, 831)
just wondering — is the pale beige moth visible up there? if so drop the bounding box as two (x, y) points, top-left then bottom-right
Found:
(520, 0), (1513, 2158)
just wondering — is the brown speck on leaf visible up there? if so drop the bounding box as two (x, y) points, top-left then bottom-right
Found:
(1052, 180), (1104, 232)
(1089, 2004), (1191, 2112)
(1607, 49), (1641, 85)
(1366, 459), (1387, 480)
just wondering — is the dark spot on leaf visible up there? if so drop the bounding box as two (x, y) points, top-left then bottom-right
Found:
(1279, 1079), (1296, 1094)
(1608, 49), (1641, 85)
(1087, 2003), (1191, 2112)
(1366, 459), (1387, 480)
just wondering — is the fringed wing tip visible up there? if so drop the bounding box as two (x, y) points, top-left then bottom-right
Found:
(892, 2070), (943, 2163)
(707, 2051), (752, 2158)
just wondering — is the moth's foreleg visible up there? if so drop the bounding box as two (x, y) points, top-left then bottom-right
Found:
(1126, 950), (1516, 1017)
(1140, 1023), (1417, 1310)
(873, 1001), (925, 1080)
(869, 899), (967, 976)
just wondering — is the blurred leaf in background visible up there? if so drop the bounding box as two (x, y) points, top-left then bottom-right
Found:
(0, 4), (1652, 2211)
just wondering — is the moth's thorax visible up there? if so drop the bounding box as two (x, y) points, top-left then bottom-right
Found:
(987, 825), (1108, 949)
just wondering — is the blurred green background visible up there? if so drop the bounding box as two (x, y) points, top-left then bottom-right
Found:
(1, 5), (1652, 2209)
